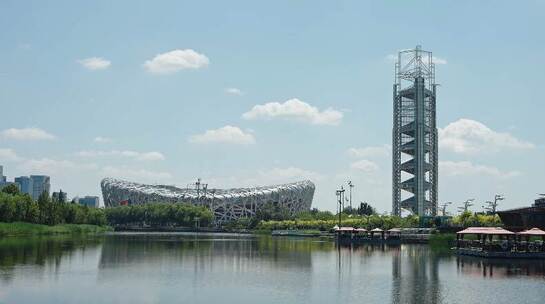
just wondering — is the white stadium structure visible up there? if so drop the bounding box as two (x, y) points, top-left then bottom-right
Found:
(101, 178), (315, 223)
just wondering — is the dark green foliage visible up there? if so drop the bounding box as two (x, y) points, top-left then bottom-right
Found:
(296, 208), (335, 220)
(1, 183), (20, 195)
(356, 202), (375, 216)
(254, 202), (293, 221)
(223, 217), (259, 231)
(104, 203), (213, 228)
(0, 191), (107, 226)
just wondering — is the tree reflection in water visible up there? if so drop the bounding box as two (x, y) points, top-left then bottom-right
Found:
(456, 255), (545, 278)
(0, 236), (102, 283)
(0, 234), (544, 304)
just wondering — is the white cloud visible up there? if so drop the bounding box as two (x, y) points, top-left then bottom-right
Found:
(242, 98), (343, 126)
(78, 57), (111, 70)
(0, 148), (22, 162)
(439, 118), (534, 154)
(440, 160), (520, 179)
(1, 128), (56, 141)
(203, 167), (323, 189)
(225, 87), (244, 96)
(432, 56), (447, 64)
(18, 158), (98, 174)
(144, 49), (209, 74)
(347, 145), (390, 158)
(189, 125), (255, 145)
(94, 136), (113, 143)
(76, 150), (165, 161)
(259, 167), (324, 182)
(101, 166), (172, 182)
(350, 159), (379, 173)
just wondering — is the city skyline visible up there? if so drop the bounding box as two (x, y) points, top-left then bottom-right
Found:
(1, 1), (544, 213)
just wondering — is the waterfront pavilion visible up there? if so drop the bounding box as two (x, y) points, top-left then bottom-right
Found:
(456, 227), (515, 251)
(370, 228), (384, 239)
(456, 227), (545, 256)
(516, 228), (545, 251)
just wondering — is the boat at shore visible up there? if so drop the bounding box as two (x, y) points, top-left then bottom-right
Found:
(454, 227), (545, 259)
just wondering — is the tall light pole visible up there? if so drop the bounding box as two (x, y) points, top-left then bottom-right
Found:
(336, 187), (345, 226)
(347, 181), (354, 210)
(440, 201), (452, 216)
(458, 199), (475, 214)
(484, 194), (504, 214)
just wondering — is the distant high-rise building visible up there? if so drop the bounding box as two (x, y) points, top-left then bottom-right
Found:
(30, 175), (51, 200)
(392, 45), (438, 217)
(0, 165), (6, 185)
(14, 176), (33, 196)
(52, 190), (68, 203)
(78, 196), (99, 208)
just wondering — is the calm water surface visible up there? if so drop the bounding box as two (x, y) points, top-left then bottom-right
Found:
(0, 233), (544, 304)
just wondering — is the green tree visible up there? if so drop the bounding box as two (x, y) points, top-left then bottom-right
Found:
(37, 191), (52, 224)
(357, 202), (375, 216)
(1, 184), (20, 195)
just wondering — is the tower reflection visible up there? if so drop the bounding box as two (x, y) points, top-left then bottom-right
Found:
(390, 245), (443, 304)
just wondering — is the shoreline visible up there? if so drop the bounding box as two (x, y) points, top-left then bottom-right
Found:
(0, 222), (455, 249)
(0, 222), (112, 237)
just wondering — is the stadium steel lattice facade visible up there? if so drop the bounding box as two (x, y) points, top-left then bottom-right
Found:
(101, 178), (315, 223)
(392, 45), (438, 217)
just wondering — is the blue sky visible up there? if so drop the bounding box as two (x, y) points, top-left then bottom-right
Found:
(1, 0), (544, 214)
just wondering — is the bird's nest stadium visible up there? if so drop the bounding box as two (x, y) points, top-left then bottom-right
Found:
(101, 178), (315, 223)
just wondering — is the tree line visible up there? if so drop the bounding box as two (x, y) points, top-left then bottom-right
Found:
(0, 185), (214, 228)
(105, 203), (213, 227)
(0, 185), (106, 226)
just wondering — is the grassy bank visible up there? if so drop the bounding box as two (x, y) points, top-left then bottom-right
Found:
(429, 233), (456, 249)
(0, 222), (113, 237)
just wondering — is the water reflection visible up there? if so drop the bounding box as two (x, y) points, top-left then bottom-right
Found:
(98, 233), (334, 271)
(0, 234), (544, 304)
(0, 236), (102, 283)
(456, 255), (545, 278)
(390, 245), (444, 304)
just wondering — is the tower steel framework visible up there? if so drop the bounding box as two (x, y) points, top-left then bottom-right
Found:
(392, 45), (438, 216)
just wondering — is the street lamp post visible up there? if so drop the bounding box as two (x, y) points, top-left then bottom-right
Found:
(336, 187), (345, 227)
(347, 181), (354, 210)
(440, 201), (452, 216)
(458, 199), (475, 214)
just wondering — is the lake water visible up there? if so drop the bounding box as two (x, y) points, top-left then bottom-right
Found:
(0, 233), (544, 304)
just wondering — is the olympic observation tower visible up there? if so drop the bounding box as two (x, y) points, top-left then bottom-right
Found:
(392, 45), (438, 217)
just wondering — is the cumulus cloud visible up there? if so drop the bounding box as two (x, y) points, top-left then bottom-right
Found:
(18, 158), (98, 174)
(78, 57), (111, 70)
(189, 125), (255, 145)
(440, 160), (520, 179)
(350, 159), (379, 173)
(144, 49), (209, 74)
(101, 166), (173, 182)
(439, 119), (534, 154)
(242, 98), (343, 126)
(204, 166), (323, 189)
(259, 167), (324, 182)
(94, 136), (113, 143)
(1, 128), (56, 141)
(225, 87), (244, 96)
(347, 145), (390, 158)
(432, 56), (448, 64)
(76, 150), (165, 161)
(0, 148), (22, 162)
